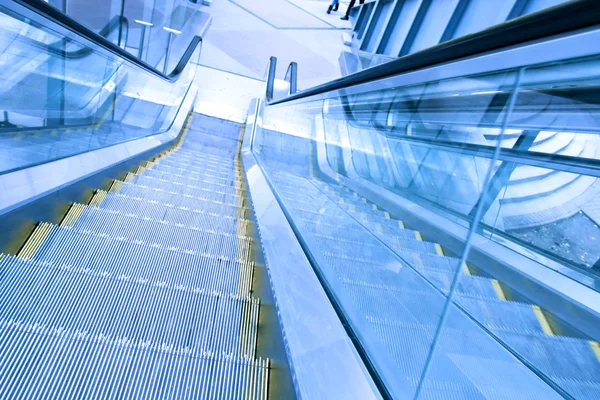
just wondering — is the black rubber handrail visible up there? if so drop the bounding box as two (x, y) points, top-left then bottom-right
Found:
(13, 0), (202, 82)
(284, 62), (298, 95)
(12, 14), (129, 59)
(270, 0), (600, 105)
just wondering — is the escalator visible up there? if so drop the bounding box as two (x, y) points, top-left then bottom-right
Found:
(1, 114), (270, 398)
(1, 0), (600, 399)
(0, 1), (291, 398)
(245, 1), (600, 398)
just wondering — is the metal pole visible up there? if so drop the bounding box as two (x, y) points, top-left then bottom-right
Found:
(134, 20), (153, 60)
(118, 0), (126, 47)
(163, 27), (182, 74)
(265, 56), (277, 102)
(285, 62), (298, 95)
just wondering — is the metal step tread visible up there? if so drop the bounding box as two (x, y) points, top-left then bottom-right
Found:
(67, 207), (253, 264)
(131, 175), (248, 197)
(497, 330), (600, 385)
(144, 168), (245, 186)
(80, 202), (252, 241)
(142, 166), (244, 185)
(27, 227), (253, 296)
(288, 201), (399, 228)
(316, 229), (439, 256)
(0, 255), (258, 358)
(159, 154), (240, 169)
(364, 317), (561, 398)
(149, 162), (242, 181)
(321, 242), (455, 265)
(97, 191), (252, 218)
(0, 320), (269, 400)
(300, 217), (419, 240)
(93, 193), (253, 226)
(115, 181), (248, 206)
(0, 257), (259, 356)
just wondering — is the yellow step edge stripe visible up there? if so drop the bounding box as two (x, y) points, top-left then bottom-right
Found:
(384, 211), (390, 219)
(17, 223), (53, 260)
(462, 262), (471, 275)
(491, 279), (506, 300)
(89, 190), (107, 207)
(434, 243), (444, 256)
(372, 204), (378, 211)
(61, 203), (87, 227)
(124, 172), (136, 182)
(362, 197), (367, 203)
(109, 180), (122, 193)
(414, 231), (423, 241)
(532, 305), (554, 335)
(398, 220), (405, 229)
(590, 341), (600, 363)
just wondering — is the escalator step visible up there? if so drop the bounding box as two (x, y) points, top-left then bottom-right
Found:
(369, 319), (561, 399)
(498, 331), (600, 385)
(97, 191), (251, 220)
(0, 255), (259, 357)
(69, 206), (252, 261)
(0, 321), (269, 400)
(30, 224), (253, 297)
(130, 175), (247, 197)
(457, 297), (552, 335)
(144, 168), (245, 187)
(115, 181), (247, 207)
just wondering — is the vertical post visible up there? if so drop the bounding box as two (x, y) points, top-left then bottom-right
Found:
(118, 0), (126, 48)
(285, 62), (298, 95)
(265, 56), (277, 102)
(135, 20), (153, 61)
(48, 0), (67, 126)
(163, 27), (182, 74)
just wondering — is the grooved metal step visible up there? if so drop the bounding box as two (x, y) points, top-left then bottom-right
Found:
(144, 168), (245, 186)
(0, 321), (269, 400)
(131, 175), (248, 197)
(96, 191), (252, 220)
(1, 113), (270, 398)
(72, 205), (252, 258)
(30, 226), (252, 296)
(497, 331), (600, 386)
(457, 296), (551, 335)
(94, 191), (252, 229)
(135, 171), (245, 191)
(367, 318), (557, 399)
(115, 181), (247, 208)
(316, 230), (439, 257)
(0, 255), (259, 357)
(149, 162), (242, 181)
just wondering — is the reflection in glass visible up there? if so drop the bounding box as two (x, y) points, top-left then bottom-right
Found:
(0, 4), (198, 174)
